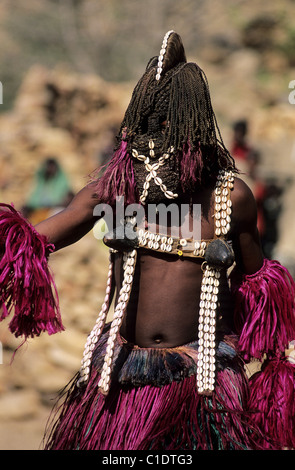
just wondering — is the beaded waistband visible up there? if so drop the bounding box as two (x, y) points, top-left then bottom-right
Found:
(137, 228), (211, 258)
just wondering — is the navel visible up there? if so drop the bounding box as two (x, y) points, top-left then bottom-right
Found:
(153, 335), (163, 344)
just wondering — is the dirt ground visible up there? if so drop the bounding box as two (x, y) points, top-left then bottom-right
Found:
(0, 411), (49, 450)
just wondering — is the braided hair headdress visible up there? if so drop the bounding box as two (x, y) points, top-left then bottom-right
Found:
(92, 31), (236, 206)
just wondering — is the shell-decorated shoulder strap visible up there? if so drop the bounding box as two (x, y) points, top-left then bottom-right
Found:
(213, 169), (234, 239)
(196, 169), (235, 396)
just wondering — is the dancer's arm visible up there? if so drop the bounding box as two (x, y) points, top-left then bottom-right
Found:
(230, 177), (295, 366)
(231, 177), (264, 275)
(35, 183), (102, 251)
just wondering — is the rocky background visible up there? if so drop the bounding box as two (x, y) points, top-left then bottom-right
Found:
(0, 0), (295, 449)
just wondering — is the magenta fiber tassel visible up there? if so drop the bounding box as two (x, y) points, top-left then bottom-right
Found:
(0, 203), (64, 339)
(248, 357), (295, 449)
(91, 140), (138, 207)
(231, 258), (295, 361)
(179, 142), (203, 190)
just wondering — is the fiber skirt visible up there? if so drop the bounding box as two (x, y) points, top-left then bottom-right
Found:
(43, 324), (270, 450)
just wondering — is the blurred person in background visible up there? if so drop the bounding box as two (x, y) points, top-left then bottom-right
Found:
(231, 119), (252, 173)
(22, 157), (74, 224)
(231, 120), (284, 259)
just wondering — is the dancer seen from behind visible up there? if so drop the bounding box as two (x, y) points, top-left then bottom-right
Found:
(1, 31), (295, 450)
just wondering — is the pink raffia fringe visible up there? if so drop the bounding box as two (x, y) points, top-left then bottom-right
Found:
(90, 139), (138, 207)
(43, 361), (269, 450)
(231, 258), (295, 361)
(43, 327), (274, 450)
(248, 356), (295, 449)
(0, 203), (64, 339)
(231, 258), (295, 449)
(179, 141), (203, 191)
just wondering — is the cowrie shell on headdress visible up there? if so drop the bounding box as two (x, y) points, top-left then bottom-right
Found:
(156, 30), (174, 81)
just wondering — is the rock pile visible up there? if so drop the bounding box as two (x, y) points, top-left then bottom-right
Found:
(0, 65), (131, 205)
